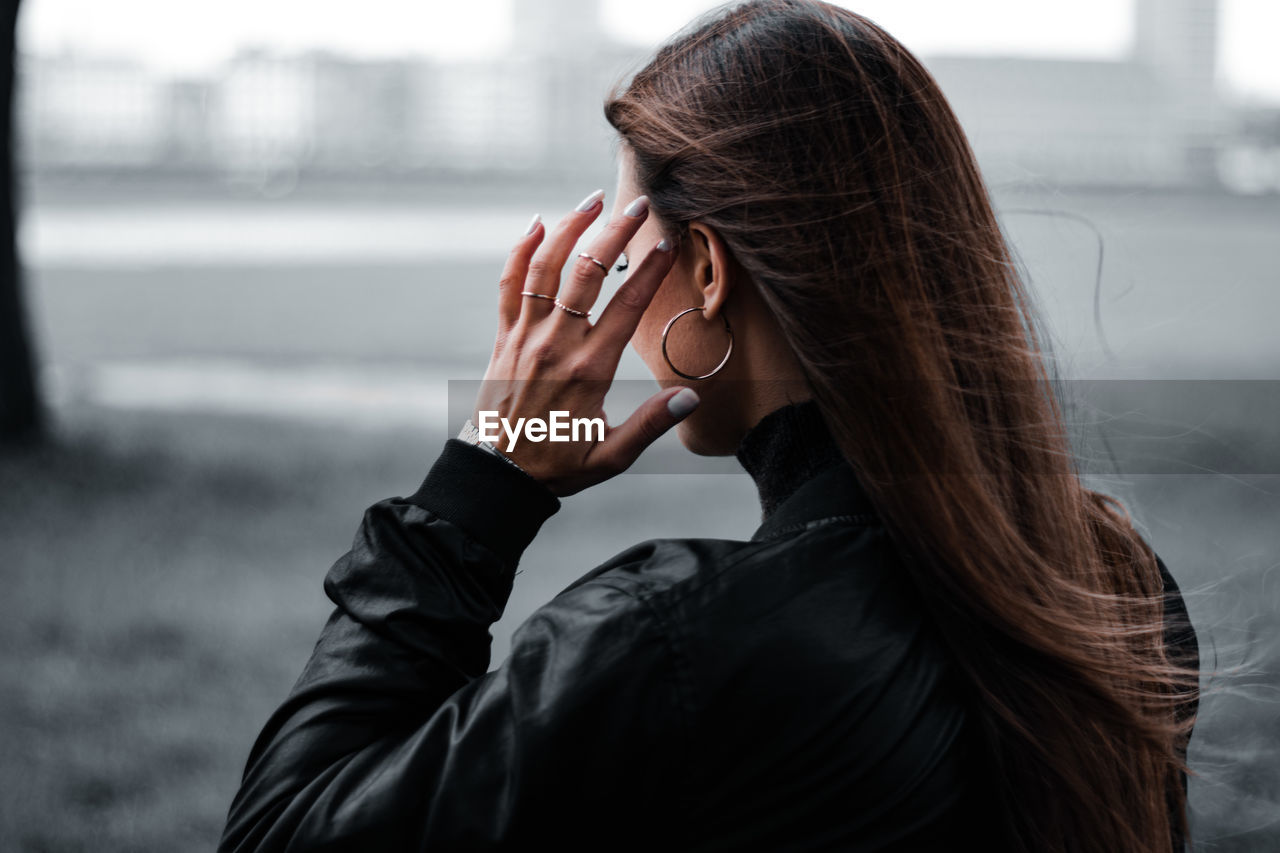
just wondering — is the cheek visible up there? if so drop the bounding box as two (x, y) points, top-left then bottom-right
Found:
(629, 270), (683, 377)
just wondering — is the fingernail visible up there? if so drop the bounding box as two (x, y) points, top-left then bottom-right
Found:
(656, 238), (671, 252)
(575, 188), (605, 212)
(624, 195), (650, 218)
(524, 213), (541, 235)
(667, 387), (700, 419)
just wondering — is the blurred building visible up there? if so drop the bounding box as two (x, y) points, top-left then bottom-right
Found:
(927, 0), (1225, 187)
(415, 56), (545, 170)
(1216, 105), (1280, 194)
(209, 50), (427, 177)
(18, 51), (169, 169)
(14, 0), (1266, 190)
(506, 0), (649, 173)
(208, 50), (317, 176)
(163, 78), (215, 168)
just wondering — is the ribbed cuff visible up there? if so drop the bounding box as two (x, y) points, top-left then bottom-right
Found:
(407, 439), (561, 566)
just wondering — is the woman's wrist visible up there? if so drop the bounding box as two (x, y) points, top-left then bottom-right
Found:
(457, 418), (533, 476)
(406, 438), (561, 567)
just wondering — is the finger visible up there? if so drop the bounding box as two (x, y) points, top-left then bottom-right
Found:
(589, 386), (700, 475)
(498, 213), (544, 330)
(589, 238), (675, 361)
(555, 194), (650, 321)
(523, 188), (607, 304)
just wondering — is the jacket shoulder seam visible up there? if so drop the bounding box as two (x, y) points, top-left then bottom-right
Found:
(753, 512), (881, 542)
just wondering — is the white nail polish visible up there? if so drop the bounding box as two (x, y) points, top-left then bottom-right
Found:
(575, 188), (605, 212)
(667, 387), (700, 419)
(624, 196), (650, 218)
(524, 213), (541, 235)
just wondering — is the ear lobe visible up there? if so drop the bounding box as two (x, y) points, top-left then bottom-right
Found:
(702, 275), (728, 322)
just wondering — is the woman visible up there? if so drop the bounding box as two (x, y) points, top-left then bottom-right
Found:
(219, 2), (1199, 850)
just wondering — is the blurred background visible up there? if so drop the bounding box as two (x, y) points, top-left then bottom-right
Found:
(1, 0), (1277, 849)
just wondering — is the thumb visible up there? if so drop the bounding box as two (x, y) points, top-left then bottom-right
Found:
(594, 387), (700, 475)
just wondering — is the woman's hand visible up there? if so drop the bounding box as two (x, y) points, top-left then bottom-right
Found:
(472, 189), (700, 497)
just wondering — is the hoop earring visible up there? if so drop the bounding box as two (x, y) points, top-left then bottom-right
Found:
(661, 306), (734, 381)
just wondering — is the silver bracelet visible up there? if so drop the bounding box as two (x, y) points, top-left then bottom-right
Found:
(457, 418), (530, 475)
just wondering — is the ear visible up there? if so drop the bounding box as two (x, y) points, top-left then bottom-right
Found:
(687, 221), (736, 322)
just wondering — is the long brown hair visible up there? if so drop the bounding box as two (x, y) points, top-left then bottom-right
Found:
(604, 2), (1200, 850)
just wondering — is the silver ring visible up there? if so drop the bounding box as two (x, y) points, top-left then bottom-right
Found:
(553, 299), (591, 319)
(577, 252), (609, 276)
(520, 290), (557, 303)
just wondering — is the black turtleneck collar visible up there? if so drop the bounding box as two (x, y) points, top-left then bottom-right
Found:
(734, 399), (848, 520)
(735, 399), (880, 538)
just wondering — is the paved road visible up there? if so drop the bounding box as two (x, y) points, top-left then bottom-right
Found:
(21, 184), (1280, 431)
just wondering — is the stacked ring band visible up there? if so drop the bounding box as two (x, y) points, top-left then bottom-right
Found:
(553, 300), (591, 319)
(520, 290), (591, 319)
(578, 252), (610, 276)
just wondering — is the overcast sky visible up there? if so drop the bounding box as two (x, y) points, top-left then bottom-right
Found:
(19, 0), (1280, 104)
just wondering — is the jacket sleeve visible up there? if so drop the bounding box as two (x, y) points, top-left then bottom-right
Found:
(218, 439), (692, 852)
(1155, 552), (1199, 853)
(1155, 553), (1199, 731)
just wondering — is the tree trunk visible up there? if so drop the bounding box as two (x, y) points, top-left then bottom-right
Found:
(0, 0), (42, 443)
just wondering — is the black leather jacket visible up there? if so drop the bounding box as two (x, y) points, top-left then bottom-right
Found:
(219, 401), (1197, 852)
